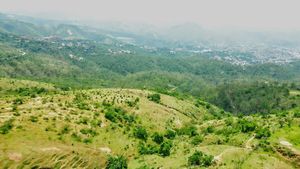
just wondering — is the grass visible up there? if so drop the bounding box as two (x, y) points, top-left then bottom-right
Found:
(270, 126), (300, 149)
(290, 90), (300, 96)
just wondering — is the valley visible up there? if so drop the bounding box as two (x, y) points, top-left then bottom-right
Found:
(0, 12), (300, 169)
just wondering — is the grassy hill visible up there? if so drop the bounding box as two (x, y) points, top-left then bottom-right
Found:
(0, 78), (299, 168)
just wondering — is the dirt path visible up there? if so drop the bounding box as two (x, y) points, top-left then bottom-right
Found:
(214, 147), (238, 162)
(214, 135), (255, 163)
(245, 135), (255, 149)
(279, 140), (300, 155)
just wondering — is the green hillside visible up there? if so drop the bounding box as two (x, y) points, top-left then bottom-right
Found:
(0, 78), (299, 168)
(0, 13), (300, 169)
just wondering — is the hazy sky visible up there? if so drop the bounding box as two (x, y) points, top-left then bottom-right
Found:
(1, 0), (300, 30)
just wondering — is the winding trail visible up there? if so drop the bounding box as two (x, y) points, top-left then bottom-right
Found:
(245, 135), (255, 149)
(279, 140), (300, 156)
(214, 135), (255, 163)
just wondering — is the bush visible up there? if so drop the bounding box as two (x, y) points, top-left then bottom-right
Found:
(13, 98), (23, 105)
(255, 127), (271, 139)
(106, 155), (128, 169)
(294, 112), (300, 118)
(29, 116), (38, 123)
(136, 165), (150, 169)
(191, 135), (204, 145)
(80, 128), (98, 137)
(205, 126), (214, 134)
(83, 138), (92, 144)
(225, 117), (234, 126)
(77, 117), (89, 125)
(105, 111), (117, 122)
(125, 98), (139, 107)
(164, 129), (176, 139)
(238, 119), (257, 133)
(104, 107), (134, 124)
(159, 141), (172, 157)
(147, 93), (161, 103)
(188, 151), (213, 167)
(152, 132), (164, 144)
(90, 119), (102, 127)
(258, 139), (273, 152)
(123, 114), (136, 124)
(71, 133), (82, 142)
(133, 126), (148, 141)
(177, 125), (198, 137)
(0, 119), (14, 134)
(60, 125), (71, 135)
(138, 142), (159, 155)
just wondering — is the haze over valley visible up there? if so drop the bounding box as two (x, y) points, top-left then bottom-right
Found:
(0, 0), (300, 168)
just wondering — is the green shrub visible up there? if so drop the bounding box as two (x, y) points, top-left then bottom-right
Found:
(294, 112), (300, 118)
(152, 132), (164, 144)
(255, 127), (271, 139)
(83, 138), (92, 144)
(16, 87), (47, 96)
(191, 135), (204, 145)
(188, 151), (213, 167)
(217, 126), (239, 136)
(159, 141), (172, 157)
(136, 165), (150, 169)
(90, 119), (102, 127)
(80, 128), (97, 137)
(0, 119), (14, 134)
(133, 126), (148, 141)
(164, 129), (176, 139)
(13, 111), (20, 116)
(77, 102), (90, 110)
(60, 125), (71, 135)
(195, 100), (206, 107)
(13, 98), (23, 105)
(177, 125), (198, 137)
(12, 105), (18, 111)
(71, 133), (82, 142)
(238, 119), (257, 133)
(225, 117), (234, 126)
(138, 143), (159, 155)
(104, 107), (134, 124)
(147, 93), (161, 103)
(77, 117), (89, 125)
(258, 139), (273, 152)
(205, 126), (214, 134)
(105, 111), (117, 122)
(106, 155), (128, 169)
(126, 98), (139, 107)
(29, 116), (38, 123)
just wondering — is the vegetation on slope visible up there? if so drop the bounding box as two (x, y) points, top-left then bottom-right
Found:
(0, 78), (299, 168)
